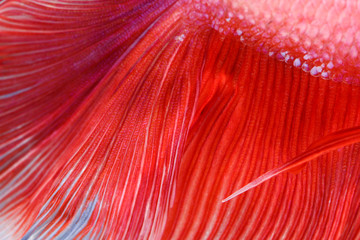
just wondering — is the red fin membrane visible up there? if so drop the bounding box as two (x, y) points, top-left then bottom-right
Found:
(162, 30), (360, 239)
(287, 163), (307, 174)
(223, 127), (360, 202)
(0, 1), (203, 239)
(2, 1), (360, 240)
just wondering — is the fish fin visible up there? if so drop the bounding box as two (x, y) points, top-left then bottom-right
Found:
(0, 1), (202, 239)
(288, 163), (308, 174)
(223, 126), (360, 202)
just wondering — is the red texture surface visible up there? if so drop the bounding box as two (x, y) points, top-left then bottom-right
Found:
(1, 0), (360, 239)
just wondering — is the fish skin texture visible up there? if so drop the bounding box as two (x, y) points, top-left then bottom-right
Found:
(185, 0), (360, 83)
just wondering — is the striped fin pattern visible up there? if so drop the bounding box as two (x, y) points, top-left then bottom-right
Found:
(1, 1), (360, 239)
